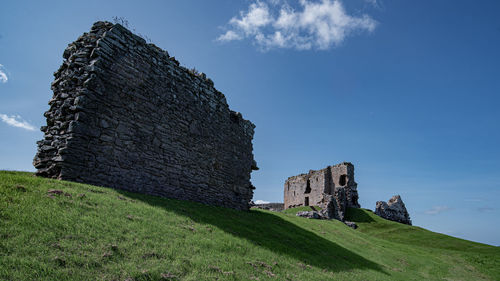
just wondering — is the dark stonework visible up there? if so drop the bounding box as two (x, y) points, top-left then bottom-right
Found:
(33, 21), (257, 210)
(319, 192), (346, 222)
(375, 195), (412, 225)
(344, 221), (358, 229)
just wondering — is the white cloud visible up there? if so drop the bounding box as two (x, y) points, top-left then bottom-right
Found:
(218, 30), (243, 41)
(254, 200), (270, 204)
(217, 0), (377, 50)
(231, 1), (272, 35)
(424, 206), (451, 215)
(0, 64), (8, 83)
(365, 0), (378, 7)
(0, 114), (36, 131)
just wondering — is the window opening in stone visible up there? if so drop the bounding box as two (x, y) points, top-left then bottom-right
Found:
(339, 174), (347, 186)
(305, 197), (309, 206)
(305, 179), (311, 194)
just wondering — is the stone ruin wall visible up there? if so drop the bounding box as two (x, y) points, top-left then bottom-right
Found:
(284, 169), (326, 209)
(330, 163), (359, 208)
(284, 162), (360, 210)
(33, 21), (257, 210)
(375, 195), (412, 225)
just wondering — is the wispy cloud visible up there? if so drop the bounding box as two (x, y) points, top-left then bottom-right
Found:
(477, 207), (495, 213)
(0, 64), (8, 83)
(254, 200), (270, 204)
(365, 0), (378, 7)
(424, 206), (451, 215)
(0, 114), (36, 131)
(217, 0), (377, 51)
(217, 30), (243, 41)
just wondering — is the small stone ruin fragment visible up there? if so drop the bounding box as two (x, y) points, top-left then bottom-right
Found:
(344, 221), (358, 229)
(375, 195), (412, 225)
(296, 211), (323, 219)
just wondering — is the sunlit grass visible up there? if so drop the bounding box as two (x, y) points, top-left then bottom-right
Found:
(1, 171), (498, 280)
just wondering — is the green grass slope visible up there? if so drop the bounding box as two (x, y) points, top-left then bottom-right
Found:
(1, 171), (498, 281)
(281, 205), (321, 215)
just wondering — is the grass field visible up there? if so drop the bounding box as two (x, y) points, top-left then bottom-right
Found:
(1, 171), (498, 280)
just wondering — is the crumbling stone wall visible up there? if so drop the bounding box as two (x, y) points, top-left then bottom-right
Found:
(33, 21), (257, 210)
(284, 162), (360, 210)
(375, 195), (412, 225)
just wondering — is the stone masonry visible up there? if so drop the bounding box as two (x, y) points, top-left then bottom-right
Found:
(284, 162), (360, 221)
(375, 195), (412, 225)
(33, 21), (258, 210)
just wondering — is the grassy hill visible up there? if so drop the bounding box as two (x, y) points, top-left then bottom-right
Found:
(1, 171), (498, 280)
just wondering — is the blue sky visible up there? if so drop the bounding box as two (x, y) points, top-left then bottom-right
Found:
(1, 0), (499, 246)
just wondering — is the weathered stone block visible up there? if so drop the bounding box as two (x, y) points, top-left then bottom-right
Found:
(375, 195), (412, 225)
(296, 211), (323, 219)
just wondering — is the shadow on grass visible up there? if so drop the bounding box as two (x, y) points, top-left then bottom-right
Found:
(117, 190), (386, 274)
(345, 208), (376, 223)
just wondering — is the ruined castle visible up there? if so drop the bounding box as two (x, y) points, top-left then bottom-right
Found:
(284, 162), (412, 225)
(284, 162), (359, 209)
(284, 162), (360, 221)
(33, 22), (257, 210)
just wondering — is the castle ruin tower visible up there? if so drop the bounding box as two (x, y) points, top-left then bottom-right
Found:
(284, 162), (360, 210)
